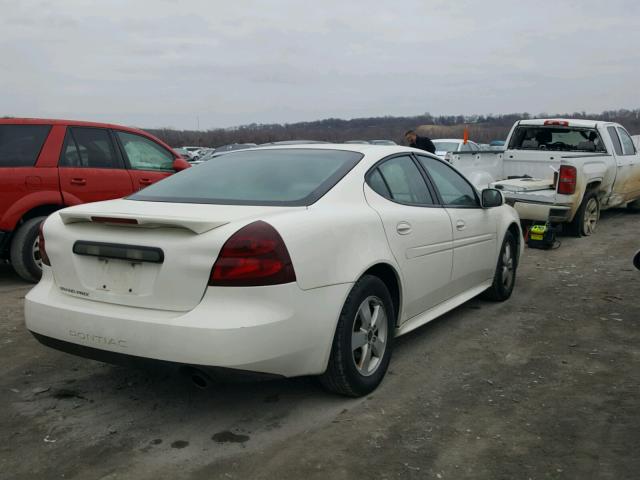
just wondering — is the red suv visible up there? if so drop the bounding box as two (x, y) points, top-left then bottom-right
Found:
(0, 118), (190, 282)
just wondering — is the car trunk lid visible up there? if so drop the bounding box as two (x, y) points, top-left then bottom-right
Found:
(47, 199), (304, 311)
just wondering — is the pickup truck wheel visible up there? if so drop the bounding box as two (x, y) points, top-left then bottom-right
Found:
(482, 230), (517, 302)
(9, 216), (46, 283)
(568, 191), (599, 237)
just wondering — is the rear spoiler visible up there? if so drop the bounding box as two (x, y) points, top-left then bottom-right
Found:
(58, 211), (228, 234)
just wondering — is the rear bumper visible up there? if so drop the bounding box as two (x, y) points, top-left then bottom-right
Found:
(25, 269), (352, 377)
(510, 201), (573, 223)
(30, 331), (284, 381)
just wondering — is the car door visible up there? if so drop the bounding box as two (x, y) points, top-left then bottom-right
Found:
(611, 126), (640, 201)
(416, 154), (498, 295)
(58, 127), (133, 204)
(113, 130), (177, 191)
(364, 154), (454, 320)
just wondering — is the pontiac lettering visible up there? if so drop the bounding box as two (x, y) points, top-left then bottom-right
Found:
(69, 330), (127, 348)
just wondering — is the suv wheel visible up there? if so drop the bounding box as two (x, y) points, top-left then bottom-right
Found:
(10, 216), (47, 283)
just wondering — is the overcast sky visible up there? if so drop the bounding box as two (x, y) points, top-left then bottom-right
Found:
(1, 0), (639, 130)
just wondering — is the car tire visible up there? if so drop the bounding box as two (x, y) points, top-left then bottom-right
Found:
(319, 275), (395, 397)
(482, 230), (517, 302)
(10, 216), (46, 283)
(567, 190), (600, 237)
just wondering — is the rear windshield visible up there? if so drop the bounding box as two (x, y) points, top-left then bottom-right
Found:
(509, 126), (606, 153)
(130, 148), (363, 206)
(0, 124), (51, 167)
(432, 141), (459, 152)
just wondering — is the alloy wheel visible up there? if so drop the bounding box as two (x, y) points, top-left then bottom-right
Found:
(351, 296), (388, 377)
(501, 242), (514, 289)
(583, 197), (599, 236)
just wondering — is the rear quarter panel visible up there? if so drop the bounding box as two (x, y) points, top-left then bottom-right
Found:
(269, 201), (398, 291)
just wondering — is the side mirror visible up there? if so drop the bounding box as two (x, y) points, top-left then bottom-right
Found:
(481, 188), (503, 208)
(172, 158), (191, 172)
(634, 250), (640, 271)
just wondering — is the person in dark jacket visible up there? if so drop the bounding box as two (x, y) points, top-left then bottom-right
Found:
(405, 129), (436, 154)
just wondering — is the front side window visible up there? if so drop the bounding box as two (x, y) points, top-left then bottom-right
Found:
(130, 148), (362, 206)
(116, 131), (175, 171)
(374, 156), (434, 205)
(607, 126), (623, 155)
(0, 124), (51, 167)
(59, 127), (120, 169)
(616, 127), (636, 156)
(417, 155), (479, 207)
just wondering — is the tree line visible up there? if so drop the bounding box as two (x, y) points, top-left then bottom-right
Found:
(5, 109), (639, 147)
(147, 109), (640, 148)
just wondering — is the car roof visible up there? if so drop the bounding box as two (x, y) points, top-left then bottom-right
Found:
(0, 117), (155, 137)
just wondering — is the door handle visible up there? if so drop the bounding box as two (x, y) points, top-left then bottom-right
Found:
(456, 220), (466, 230)
(139, 178), (153, 185)
(396, 222), (412, 235)
(70, 178), (86, 185)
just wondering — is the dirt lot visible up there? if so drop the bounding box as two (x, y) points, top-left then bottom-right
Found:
(1, 209), (639, 480)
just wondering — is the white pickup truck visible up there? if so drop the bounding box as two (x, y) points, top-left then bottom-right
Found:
(446, 119), (640, 236)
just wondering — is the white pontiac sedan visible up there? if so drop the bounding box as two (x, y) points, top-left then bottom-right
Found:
(26, 145), (522, 396)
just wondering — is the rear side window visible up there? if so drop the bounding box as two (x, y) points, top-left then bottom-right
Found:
(509, 126), (606, 153)
(59, 127), (121, 169)
(0, 124), (51, 167)
(367, 169), (391, 197)
(616, 128), (636, 155)
(375, 156), (434, 205)
(130, 148), (362, 206)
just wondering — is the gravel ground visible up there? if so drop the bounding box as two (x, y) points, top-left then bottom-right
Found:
(1, 209), (638, 480)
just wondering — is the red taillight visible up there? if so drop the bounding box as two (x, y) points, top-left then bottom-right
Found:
(544, 120), (569, 127)
(38, 222), (51, 266)
(209, 221), (296, 287)
(557, 165), (577, 195)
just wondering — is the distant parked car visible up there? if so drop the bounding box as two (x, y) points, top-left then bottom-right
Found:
(0, 118), (190, 282)
(432, 139), (481, 158)
(194, 144), (257, 164)
(214, 143), (257, 154)
(369, 140), (397, 145)
(260, 140), (330, 146)
(174, 148), (196, 160)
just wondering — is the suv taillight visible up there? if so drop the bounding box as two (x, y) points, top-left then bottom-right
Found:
(38, 222), (51, 266)
(209, 221), (296, 287)
(557, 165), (577, 195)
